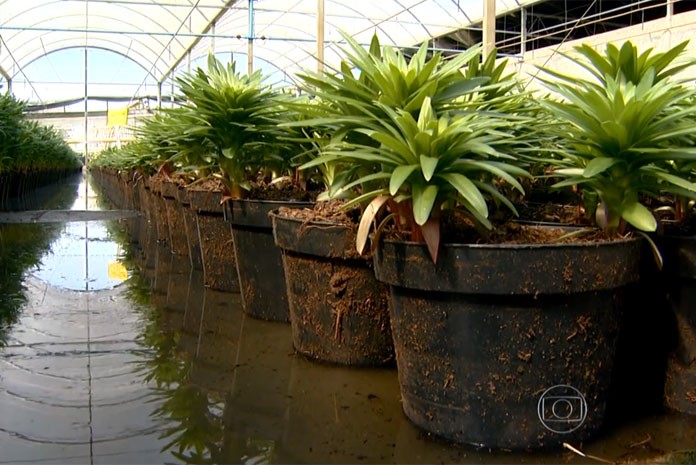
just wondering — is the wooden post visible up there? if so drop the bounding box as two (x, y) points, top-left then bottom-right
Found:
(248, 0), (254, 74)
(317, 0), (325, 74)
(483, 0), (496, 60)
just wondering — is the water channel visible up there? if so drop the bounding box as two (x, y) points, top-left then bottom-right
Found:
(1, 174), (696, 464)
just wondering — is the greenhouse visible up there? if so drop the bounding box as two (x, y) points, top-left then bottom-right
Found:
(2, 1), (696, 463)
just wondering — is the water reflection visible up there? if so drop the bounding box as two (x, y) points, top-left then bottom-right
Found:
(0, 223), (61, 347)
(4, 174), (696, 464)
(128, 247), (409, 464)
(30, 176), (128, 291)
(0, 175), (81, 347)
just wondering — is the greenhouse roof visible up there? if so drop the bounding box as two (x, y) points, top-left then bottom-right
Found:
(0, 0), (538, 90)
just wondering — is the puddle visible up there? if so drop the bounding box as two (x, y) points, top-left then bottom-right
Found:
(2, 173), (696, 464)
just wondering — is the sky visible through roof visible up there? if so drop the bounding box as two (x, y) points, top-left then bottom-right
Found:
(0, 1), (542, 109)
(10, 47), (287, 111)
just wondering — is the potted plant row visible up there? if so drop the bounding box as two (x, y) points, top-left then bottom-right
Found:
(88, 37), (696, 451)
(280, 38), (696, 449)
(172, 55), (318, 322)
(0, 92), (83, 208)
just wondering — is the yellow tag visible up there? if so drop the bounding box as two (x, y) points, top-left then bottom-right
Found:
(108, 261), (128, 280)
(107, 107), (129, 127)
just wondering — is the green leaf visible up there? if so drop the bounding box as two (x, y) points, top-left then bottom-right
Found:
(390, 165), (418, 195)
(435, 77), (489, 101)
(412, 184), (439, 226)
(440, 173), (488, 218)
(654, 171), (696, 192)
(583, 157), (620, 178)
(420, 155), (439, 181)
(621, 201), (657, 232)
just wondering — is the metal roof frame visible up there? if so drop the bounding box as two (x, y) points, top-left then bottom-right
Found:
(0, 0), (541, 102)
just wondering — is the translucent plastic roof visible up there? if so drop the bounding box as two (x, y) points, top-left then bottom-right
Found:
(1, 0), (537, 91)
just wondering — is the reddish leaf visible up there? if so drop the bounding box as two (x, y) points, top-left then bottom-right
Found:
(419, 217), (441, 263)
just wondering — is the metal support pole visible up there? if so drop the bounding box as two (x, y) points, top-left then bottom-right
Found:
(157, 81), (162, 109)
(84, 1), (89, 176)
(248, 0), (254, 74)
(520, 7), (527, 55)
(317, 0), (325, 74)
(483, 0), (496, 60)
(211, 21), (216, 53)
(667, 0), (674, 18)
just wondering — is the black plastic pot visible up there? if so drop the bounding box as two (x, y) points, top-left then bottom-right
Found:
(177, 187), (204, 271)
(373, 236), (642, 449)
(227, 199), (312, 322)
(188, 189), (239, 293)
(662, 235), (696, 415)
(147, 177), (171, 247)
(272, 213), (393, 366)
(160, 180), (189, 257)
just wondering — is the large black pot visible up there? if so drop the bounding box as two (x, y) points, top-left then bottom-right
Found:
(177, 187), (204, 271)
(188, 189), (239, 293)
(373, 236), (642, 449)
(662, 235), (696, 414)
(226, 199), (312, 322)
(272, 213), (393, 366)
(160, 180), (189, 258)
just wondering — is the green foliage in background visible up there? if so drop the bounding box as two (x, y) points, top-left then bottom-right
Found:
(0, 93), (82, 175)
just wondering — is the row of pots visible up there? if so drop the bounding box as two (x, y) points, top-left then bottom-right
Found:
(91, 167), (696, 451)
(0, 167), (83, 210)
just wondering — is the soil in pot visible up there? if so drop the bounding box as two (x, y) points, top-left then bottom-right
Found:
(374, 225), (642, 450)
(273, 202), (394, 366)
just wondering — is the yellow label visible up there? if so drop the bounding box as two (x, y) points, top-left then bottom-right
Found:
(107, 107), (129, 127)
(108, 261), (128, 280)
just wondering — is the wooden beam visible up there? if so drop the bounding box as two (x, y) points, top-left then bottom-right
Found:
(483, 0), (496, 60)
(317, 0), (325, 74)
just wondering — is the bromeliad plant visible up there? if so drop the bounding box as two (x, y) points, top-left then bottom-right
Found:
(293, 32), (491, 200)
(175, 54), (295, 198)
(539, 41), (696, 236)
(296, 34), (533, 261)
(305, 97), (530, 262)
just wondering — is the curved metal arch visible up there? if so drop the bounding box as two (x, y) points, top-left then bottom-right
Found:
(187, 48), (291, 79)
(6, 10), (182, 56)
(201, 39), (335, 86)
(4, 32), (169, 79)
(326, 1), (399, 43)
(210, 13), (373, 73)
(1, 0), (183, 33)
(15, 45), (159, 82)
(0, 0), (197, 74)
(1, 0), (526, 103)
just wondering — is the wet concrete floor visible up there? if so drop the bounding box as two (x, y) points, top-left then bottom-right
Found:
(2, 174), (696, 464)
